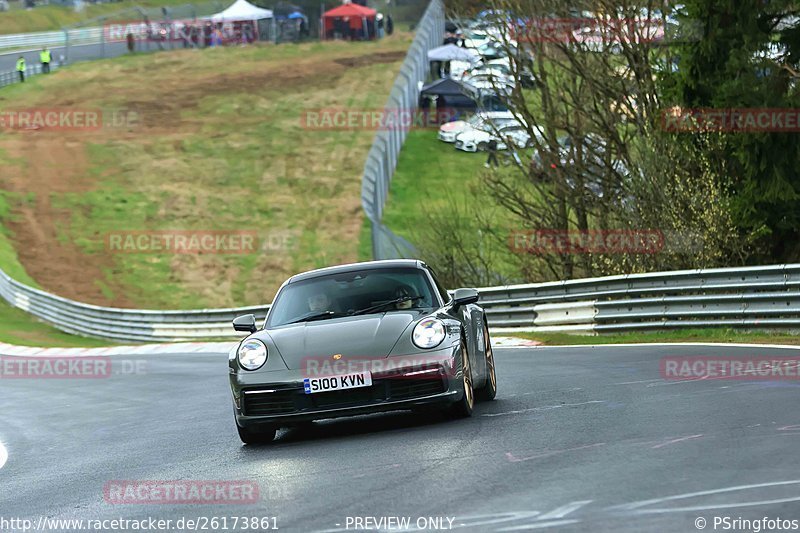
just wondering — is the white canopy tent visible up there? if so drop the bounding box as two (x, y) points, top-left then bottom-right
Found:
(427, 44), (479, 62)
(210, 0), (274, 22)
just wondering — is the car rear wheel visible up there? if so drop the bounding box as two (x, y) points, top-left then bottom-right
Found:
(448, 336), (474, 418)
(476, 321), (497, 401)
(236, 423), (277, 445)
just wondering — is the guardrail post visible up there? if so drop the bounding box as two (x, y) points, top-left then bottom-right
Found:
(64, 28), (70, 64)
(100, 21), (106, 58)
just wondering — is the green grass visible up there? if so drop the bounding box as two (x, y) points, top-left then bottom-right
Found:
(380, 128), (524, 280)
(510, 328), (800, 346)
(382, 129), (487, 232)
(0, 303), (113, 347)
(1, 37), (412, 309)
(0, 189), (116, 347)
(0, 190), (38, 286)
(0, 0), (222, 35)
(0, 0), (428, 36)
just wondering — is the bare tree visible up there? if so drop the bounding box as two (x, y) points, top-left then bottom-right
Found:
(433, 0), (750, 284)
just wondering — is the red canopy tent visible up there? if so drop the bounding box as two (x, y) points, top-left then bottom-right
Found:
(322, 3), (377, 40)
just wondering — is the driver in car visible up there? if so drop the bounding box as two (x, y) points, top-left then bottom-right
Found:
(394, 285), (416, 310)
(307, 292), (333, 312)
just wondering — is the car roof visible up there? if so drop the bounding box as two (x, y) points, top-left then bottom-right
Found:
(287, 259), (424, 283)
(476, 110), (514, 119)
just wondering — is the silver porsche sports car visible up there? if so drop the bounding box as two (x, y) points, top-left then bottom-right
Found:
(228, 259), (497, 444)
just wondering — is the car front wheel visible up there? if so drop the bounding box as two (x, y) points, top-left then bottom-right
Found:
(448, 337), (474, 418)
(477, 321), (497, 401)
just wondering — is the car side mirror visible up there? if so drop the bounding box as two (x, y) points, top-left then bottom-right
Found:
(233, 314), (257, 333)
(452, 288), (479, 309)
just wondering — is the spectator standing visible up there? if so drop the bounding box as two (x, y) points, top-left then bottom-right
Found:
(40, 47), (51, 73)
(16, 56), (25, 83)
(485, 138), (498, 168)
(376, 14), (384, 39)
(126, 32), (136, 53)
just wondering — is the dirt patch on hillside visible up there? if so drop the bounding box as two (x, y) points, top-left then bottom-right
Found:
(333, 50), (407, 68)
(0, 45), (406, 308)
(0, 135), (136, 306)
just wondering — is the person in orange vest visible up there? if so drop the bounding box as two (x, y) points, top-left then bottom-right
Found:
(16, 56), (25, 82)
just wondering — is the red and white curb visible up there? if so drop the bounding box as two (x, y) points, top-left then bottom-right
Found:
(0, 337), (542, 357)
(493, 336), (544, 348)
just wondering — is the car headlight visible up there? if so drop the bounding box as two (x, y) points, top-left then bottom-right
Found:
(238, 339), (267, 371)
(412, 318), (446, 349)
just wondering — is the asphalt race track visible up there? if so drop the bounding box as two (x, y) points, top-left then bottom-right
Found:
(2, 344), (800, 532)
(0, 41), (172, 74)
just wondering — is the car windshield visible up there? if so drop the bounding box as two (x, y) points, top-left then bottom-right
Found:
(467, 114), (488, 127)
(266, 267), (437, 328)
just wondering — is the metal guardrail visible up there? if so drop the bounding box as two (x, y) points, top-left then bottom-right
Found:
(361, 0), (443, 260)
(3, 263), (800, 343)
(0, 62), (62, 89)
(0, 268), (268, 343)
(480, 264), (800, 332)
(0, 28), (102, 51)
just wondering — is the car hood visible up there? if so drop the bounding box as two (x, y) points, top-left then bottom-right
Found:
(265, 312), (422, 370)
(458, 129), (491, 141)
(440, 121), (468, 132)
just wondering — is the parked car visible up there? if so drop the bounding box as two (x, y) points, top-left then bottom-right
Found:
(455, 123), (534, 152)
(531, 134), (629, 199)
(461, 72), (516, 94)
(437, 111), (515, 143)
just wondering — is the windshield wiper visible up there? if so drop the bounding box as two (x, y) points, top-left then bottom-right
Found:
(285, 310), (338, 325)
(352, 296), (424, 316)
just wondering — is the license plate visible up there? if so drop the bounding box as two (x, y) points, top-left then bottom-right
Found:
(303, 372), (373, 394)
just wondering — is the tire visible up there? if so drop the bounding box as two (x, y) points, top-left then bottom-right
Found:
(447, 336), (474, 418)
(476, 321), (497, 401)
(236, 423), (277, 445)
(477, 142), (488, 152)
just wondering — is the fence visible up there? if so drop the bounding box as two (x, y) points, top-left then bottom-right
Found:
(3, 263), (800, 343)
(361, 0), (444, 260)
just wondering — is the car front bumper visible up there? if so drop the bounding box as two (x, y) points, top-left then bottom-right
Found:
(230, 349), (465, 428)
(455, 139), (479, 152)
(438, 130), (460, 143)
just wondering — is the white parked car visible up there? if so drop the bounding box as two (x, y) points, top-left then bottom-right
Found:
(455, 123), (535, 152)
(462, 30), (492, 49)
(437, 111), (515, 143)
(461, 72), (516, 94)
